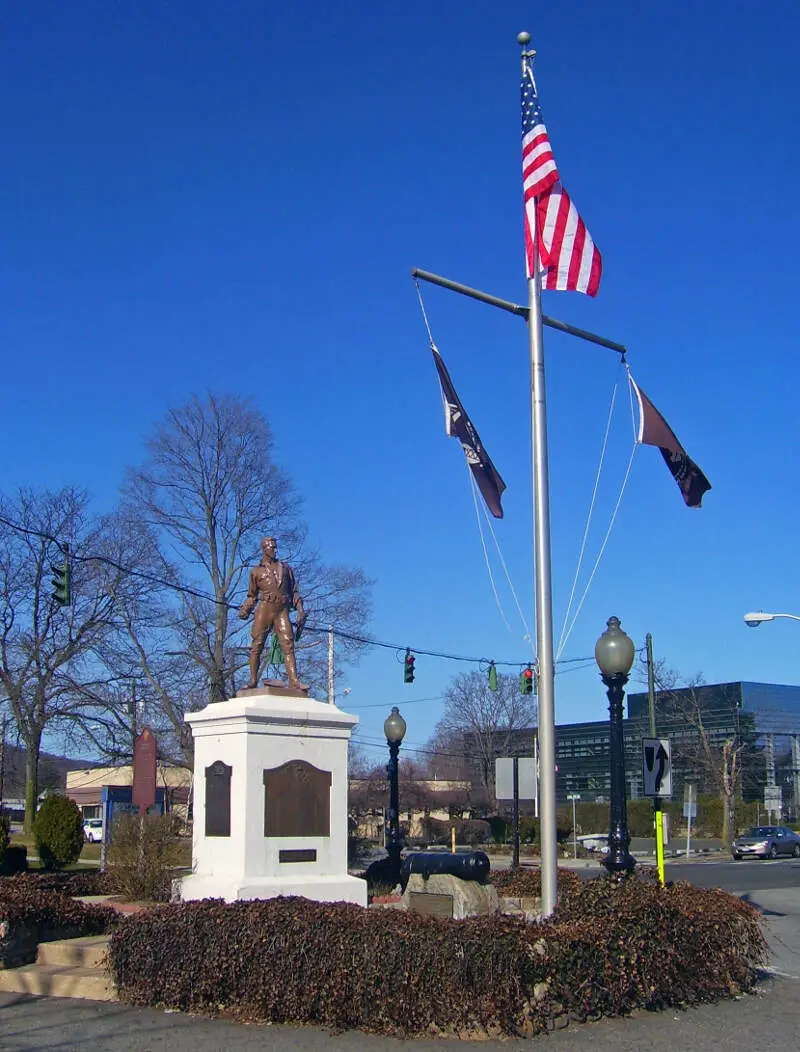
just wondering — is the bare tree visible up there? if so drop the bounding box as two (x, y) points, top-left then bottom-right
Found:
(650, 666), (758, 846)
(112, 393), (371, 763)
(0, 489), (130, 829)
(428, 671), (537, 809)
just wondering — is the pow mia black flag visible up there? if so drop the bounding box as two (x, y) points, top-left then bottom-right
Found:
(431, 346), (506, 518)
(629, 374), (711, 509)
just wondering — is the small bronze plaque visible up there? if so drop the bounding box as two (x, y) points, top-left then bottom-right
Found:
(407, 892), (454, 919)
(279, 849), (317, 864)
(263, 761), (331, 838)
(205, 761), (232, 837)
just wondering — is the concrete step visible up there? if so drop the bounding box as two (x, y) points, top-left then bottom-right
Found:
(0, 963), (116, 1001)
(37, 935), (110, 969)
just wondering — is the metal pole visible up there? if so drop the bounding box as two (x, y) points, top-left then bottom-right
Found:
(386, 738), (403, 884)
(686, 784), (693, 858)
(602, 672), (636, 875)
(327, 625), (335, 705)
(522, 39), (558, 916)
(0, 714), (6, 814)
(512, 757), (520, 870)
(410, 268), (627, 355)
(533, 733), (539, 819)
(646, 634), (657, 737)
(130, 681), (137, 758)
(646, 633), (665, 884)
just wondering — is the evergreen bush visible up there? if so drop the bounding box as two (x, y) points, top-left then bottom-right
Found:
(32, 795), (84, 869)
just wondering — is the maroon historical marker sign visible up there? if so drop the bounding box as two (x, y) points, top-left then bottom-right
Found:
(263, 761), (331, 837)
(132, 728), (157, 815)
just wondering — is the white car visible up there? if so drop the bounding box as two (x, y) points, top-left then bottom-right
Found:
(83, 818), (104, 843)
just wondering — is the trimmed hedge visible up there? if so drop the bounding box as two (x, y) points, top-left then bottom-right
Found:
(0, 879), (118, 939)
(0, 869), (119, 897)
(0, 879), (119, 966)
(0, 845), (27, 876)
(108, 876), (767, 1038)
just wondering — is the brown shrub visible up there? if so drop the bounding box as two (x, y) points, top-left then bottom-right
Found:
(108, 875), (767, 1038)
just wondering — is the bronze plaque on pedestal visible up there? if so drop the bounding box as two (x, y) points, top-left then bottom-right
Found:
(407, 892), (454, 919)
(279, 849), (317, 863)
(205, 761), (232, 837)
(263, 761), (331, 837)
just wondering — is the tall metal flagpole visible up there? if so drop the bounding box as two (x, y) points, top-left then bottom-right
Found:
(519, 31), (558, 917)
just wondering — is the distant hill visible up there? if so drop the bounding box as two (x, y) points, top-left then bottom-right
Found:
(0, 741), (94, 798)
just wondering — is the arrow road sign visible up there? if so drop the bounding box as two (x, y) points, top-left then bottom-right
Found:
(642, 737), (672, 798)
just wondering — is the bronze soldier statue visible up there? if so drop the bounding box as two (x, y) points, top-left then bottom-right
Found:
(239, 536), (307, 691)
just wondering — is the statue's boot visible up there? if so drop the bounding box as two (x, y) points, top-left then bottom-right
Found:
(284, 651), (309, 693)
(246, 650), (261, 689)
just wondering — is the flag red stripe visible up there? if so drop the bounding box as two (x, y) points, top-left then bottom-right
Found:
(521, 68), (601, 296)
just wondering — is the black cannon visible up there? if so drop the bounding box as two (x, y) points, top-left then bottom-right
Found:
(400, 850), (490, 891)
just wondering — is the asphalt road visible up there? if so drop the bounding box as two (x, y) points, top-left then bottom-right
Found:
(1, 859), (798, 1051)
(666, 856), (800, 892)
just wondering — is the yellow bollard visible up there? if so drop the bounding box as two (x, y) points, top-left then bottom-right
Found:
(451, 826), (456, 854)
(654, 803), (665, 886)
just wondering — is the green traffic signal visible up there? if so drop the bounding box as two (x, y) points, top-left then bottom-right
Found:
(520, 666), (534, 695)
(488, 661), (498, 691)
(50, 549), (71, 607)
(403, 649), (415, 684)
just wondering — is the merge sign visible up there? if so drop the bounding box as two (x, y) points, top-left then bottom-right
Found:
(642, 737), (672, 798)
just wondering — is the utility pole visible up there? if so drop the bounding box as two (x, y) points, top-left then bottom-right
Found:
(328, 626), (335, 706)
(511, 757), (520, 870)
(0, 714), (7, 815)
(646, 633), (665, 885)
(129, 681), (138, 758)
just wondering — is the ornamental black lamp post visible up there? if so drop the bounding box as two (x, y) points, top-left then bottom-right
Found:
(384, 706), (407, 884)
(595, 616), (636, 876)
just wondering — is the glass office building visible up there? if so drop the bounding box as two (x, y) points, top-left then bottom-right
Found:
(502, 681), (800, 812)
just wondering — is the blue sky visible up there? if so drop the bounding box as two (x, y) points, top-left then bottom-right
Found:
(3, 2), (800, 767)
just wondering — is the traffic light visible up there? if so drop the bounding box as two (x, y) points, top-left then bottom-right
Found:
(403, 649), (415, 684)
(50, 546), (71, 607)
(520, 665), (534, 695)
(488, 661), (498, 691)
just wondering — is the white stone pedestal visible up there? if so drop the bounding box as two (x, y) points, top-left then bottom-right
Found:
(177, 690), (367, 907)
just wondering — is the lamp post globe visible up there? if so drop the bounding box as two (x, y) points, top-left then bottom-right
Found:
(384, 706), (407, 744)
(595, 616), (636, 676)
(595, 616), (636, 876)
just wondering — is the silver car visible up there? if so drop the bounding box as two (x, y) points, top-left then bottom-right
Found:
(732, 825), (800, 860)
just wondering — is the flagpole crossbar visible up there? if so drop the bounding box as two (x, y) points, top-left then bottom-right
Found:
(411, 268), (627, 357)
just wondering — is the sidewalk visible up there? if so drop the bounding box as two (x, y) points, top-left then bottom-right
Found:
(0, 974), (795, 1051)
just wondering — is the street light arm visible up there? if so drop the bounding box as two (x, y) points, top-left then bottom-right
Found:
(744, 611), (800, 626)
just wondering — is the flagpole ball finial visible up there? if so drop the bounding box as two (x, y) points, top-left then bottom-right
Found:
(517, 31), (531, 45)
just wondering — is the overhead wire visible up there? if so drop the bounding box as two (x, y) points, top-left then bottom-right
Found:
(556, 368), (620, 659)
(0, 511), (592, 670)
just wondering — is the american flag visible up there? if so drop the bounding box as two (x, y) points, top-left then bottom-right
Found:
(522, 67), (602, 297)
